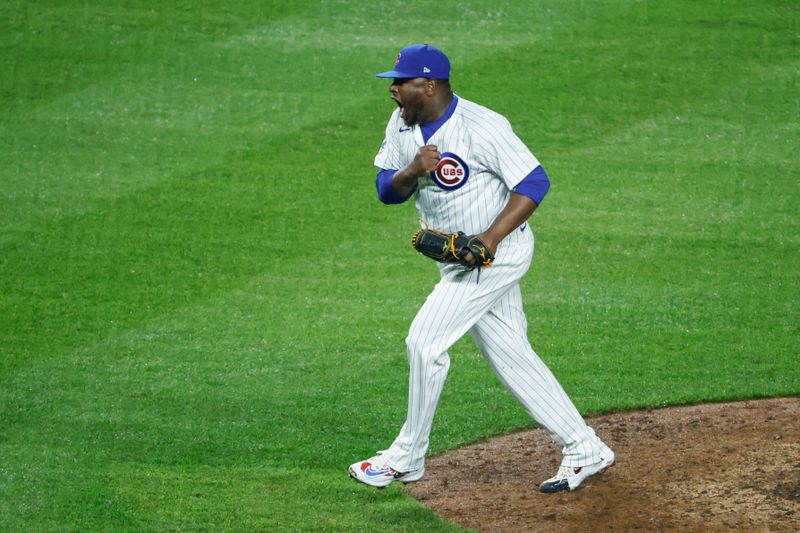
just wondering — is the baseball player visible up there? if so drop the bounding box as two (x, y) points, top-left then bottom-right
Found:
(349, 44), (615, 493)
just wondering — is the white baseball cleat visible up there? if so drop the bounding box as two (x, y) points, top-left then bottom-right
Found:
(348, 453), (424, 488)
(539, 448), (615, 493)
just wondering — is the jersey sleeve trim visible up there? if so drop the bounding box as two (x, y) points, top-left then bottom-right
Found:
(513, 165), (550, 205)
(376, 168), (413, 204)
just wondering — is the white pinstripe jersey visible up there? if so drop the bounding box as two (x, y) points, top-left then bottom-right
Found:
(374, 96), (540, 236)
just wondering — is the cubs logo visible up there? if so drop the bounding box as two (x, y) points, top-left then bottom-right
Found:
(430, 152), (470, 191)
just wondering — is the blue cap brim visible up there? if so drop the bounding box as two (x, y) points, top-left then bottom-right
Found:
(375, 70), (416, 78)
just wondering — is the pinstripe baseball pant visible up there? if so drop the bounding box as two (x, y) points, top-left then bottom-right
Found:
(379, 229), (610, 473)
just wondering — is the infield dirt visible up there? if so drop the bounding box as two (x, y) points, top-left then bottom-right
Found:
(409, 397), (799, 532)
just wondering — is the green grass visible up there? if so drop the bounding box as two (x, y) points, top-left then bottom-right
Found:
(1, 0), (798, 530)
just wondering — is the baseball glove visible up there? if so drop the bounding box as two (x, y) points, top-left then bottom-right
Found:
(411, 229), (495, 270)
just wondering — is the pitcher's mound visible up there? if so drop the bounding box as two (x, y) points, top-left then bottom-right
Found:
(408, 397), (799, 532)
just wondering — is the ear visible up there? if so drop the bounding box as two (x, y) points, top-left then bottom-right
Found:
(425, 79), (437, 96)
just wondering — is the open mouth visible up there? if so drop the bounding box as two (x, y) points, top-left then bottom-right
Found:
(393, 98), (406, 118)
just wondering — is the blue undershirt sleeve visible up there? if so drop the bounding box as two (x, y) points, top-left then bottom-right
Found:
(376, 168), (413, 204)
(513, 165), (550, 205)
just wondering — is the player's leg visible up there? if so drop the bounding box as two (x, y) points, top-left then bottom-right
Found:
(349, 275), (486, 486)
(376, 233), (538, 475)
(349, 230), (533, 486)
(376, 271), (513, 474)
(469, 285), (613, 469)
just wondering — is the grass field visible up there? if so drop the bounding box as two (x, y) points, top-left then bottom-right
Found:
(1, 0), (797, 530)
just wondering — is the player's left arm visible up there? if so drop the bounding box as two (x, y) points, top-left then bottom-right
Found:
(476, 164), (550, 255)
(476, 192), (538, 256)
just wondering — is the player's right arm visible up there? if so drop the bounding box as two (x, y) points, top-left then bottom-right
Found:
(375, 110), (442, 204)
(376, 143), (442, 205)
(383, 145), (440, 198)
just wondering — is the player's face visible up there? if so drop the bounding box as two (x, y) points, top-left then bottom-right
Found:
(390, 77), (432, 126)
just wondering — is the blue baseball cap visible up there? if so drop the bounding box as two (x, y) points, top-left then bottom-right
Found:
(375, 44), (451, 79)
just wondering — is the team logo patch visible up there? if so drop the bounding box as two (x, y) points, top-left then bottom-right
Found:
(430, 152), (470, 191)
